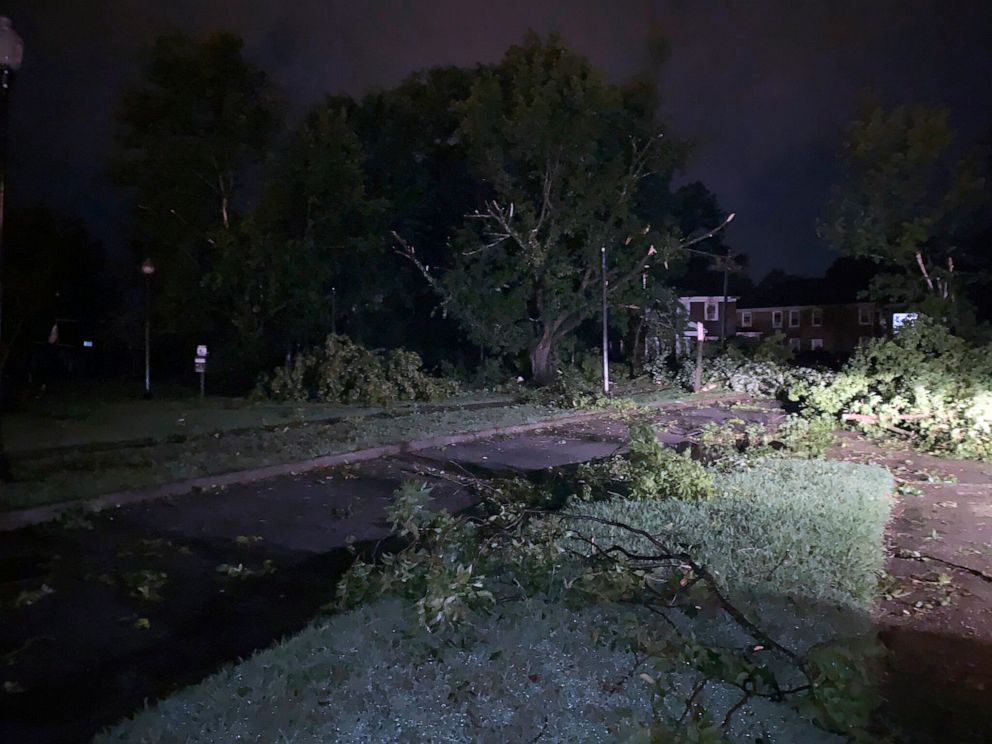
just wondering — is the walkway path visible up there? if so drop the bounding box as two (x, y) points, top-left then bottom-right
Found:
(828, 434), (992, 742)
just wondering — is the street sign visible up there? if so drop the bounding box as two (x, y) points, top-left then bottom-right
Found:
(696, 322), (706, 341)
(194, 344), (208, 398)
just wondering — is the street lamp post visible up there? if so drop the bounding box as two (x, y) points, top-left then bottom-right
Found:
(0, 16), (23, 480)
(141, 257), (155, 398)
(601, 245), (609, 396)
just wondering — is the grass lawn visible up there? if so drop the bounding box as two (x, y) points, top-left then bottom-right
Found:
(2, 386), (692, 511)
(5, 385), (513, 454)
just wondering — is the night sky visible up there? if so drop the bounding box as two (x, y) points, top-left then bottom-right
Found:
(4, 0), (992, 279)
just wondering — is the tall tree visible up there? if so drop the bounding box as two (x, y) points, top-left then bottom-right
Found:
(112, 33), (280, 342)
(351, 68), (482, 358)
(821, 102), (988, 323)
(396, 35), (730, 383)
(204, 101), (381, 371)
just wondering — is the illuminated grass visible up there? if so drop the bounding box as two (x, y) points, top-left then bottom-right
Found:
(570, 458), (894, 609)
(95, 598), (843, 744)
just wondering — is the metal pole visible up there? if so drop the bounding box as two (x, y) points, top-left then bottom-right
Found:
(720, 251), (730, 346)
(143, 273), (151, 398)
(601, 245), (609, 395)
(694, 330), (704, 393)
(0, 68), (10, 478)
(199, 369), (205, 400)
(331, 287), (337, 336)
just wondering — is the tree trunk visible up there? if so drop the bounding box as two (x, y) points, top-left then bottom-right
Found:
(529, 332), (555, 386)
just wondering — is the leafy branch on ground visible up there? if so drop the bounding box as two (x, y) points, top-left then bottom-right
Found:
(256, 334), (458, 405)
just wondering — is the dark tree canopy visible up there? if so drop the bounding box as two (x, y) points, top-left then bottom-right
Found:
(112, 33), (281, 342)
(397, 34), (729, 382)
(105, 31), (735, 386)
(821, 102), (989, 326)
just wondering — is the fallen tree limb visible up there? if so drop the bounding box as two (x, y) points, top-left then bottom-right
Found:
(841, 412), (929, 424)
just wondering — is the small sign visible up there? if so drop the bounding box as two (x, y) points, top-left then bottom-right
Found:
(83, 340), (94, 348)
(196, 344), (209, 357)
(892, 313), (918, 331)
(195, 360), (206, 373)
(696, 322), (707, 341)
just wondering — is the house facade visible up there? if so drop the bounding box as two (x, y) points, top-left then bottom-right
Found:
(735, 301), (883, 353)
(679, 296), (738, 340)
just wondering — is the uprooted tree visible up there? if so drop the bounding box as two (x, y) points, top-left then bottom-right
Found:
(396, 34), (732, 384)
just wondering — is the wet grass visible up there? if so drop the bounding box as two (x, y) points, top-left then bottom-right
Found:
(3, 402), (586, 510)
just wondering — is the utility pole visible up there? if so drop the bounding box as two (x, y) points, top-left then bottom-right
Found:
(331, 286), (337, 336)
(720, 248), (730, 345)
(601, 245), (609, 395)
(141, 258), (155, 399)
(0, 17), (23, 480)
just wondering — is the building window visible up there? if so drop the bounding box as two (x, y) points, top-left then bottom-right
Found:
(811, 308), (823, 327)
(858, 306), (872, 325)
(705, 302), (718, 321)
(788, 337), (801, 352)
(772, 310), (783, 328)
(789, 309), (800, 328)
(740, 310), (752, 328)
(811, 338), (823, 350)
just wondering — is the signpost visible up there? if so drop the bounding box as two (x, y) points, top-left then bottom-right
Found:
(693, 322), (706, 393)
(195, 345), (208, 400)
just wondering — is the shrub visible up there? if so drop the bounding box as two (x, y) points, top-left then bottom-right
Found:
(573, 420), (714, 502)
(625, 420), (714, 500)
(753, 331), (795, 363)
(570, 458), (893, 610)
(791, 316), (992, 459)
(257, 334), (458, 405)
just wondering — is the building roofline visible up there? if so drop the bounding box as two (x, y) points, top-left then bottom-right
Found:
(737, 301), (875, 312)
(679, 295), (739, 303)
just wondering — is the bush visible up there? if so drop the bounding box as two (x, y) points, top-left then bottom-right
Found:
(791, 316), (992, 460)
(570, 458), (893, 610)
(625, 420), (714, 500)
(753, 331), (795, 363)
(573, 420), (714, 502)
(257, 334), (459, 405)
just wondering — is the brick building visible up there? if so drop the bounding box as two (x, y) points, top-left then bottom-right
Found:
(735, 301), (884, 353)
(679, 295), (738, 341)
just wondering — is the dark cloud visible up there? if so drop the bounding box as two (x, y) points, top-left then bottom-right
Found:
(4, 0), (992, 277)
